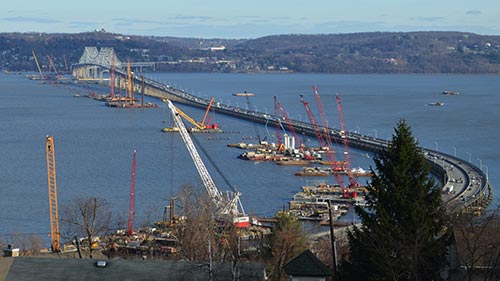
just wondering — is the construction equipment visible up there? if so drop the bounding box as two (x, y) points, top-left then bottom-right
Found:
(45, 136), (60, 252)
(171, 104), (206, 130)
(274, 96), (303, 150)
(127, 150), (137, 235)
(127, 60), (134, 104)
(201, 96), (218, 129)
(110, 49), (116, 99)
(32, 50), (45, 80)
(336, 94), (359, 188)
(300, 96), (346, 189)
(166, 100), (250, 228)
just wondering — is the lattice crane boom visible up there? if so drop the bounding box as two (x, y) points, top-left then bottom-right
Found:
(336, 94), (358, 187)
(127, 150), (136, 235)
(110, 49), (115, 98)
(274, 96), (283, 148)
(312, 86), (336, 152)
(167, 100), (223, 203)
(275, 96), (302, 149)
(32, 50), (45, 79)
(301, 96), (345, 188)
(167, 100), (249, 227)
(45, 136), (60, 252)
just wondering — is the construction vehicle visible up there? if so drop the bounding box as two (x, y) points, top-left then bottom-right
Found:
(166, 100), (250, 228)
(162, 100), (222, 133)
(45, 136), (60, 252)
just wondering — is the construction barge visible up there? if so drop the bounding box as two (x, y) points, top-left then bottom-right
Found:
(289, 183), (368, 221)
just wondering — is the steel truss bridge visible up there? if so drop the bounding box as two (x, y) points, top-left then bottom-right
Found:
(72, 48), (493, 215)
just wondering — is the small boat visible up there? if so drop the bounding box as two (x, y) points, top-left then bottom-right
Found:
(427, 102), (444, 106)
(442, 90), (460, 95)
(233, 91), (255, 97)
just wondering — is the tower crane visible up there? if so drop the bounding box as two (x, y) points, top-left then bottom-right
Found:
(300, 96), (346, 189)
(166, 100), (250, 228)
(336, 94), (359, 188)
(45, 136), (60, 252)
(127, 150), (137, 235)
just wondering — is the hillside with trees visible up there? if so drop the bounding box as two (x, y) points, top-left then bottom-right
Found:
(1, 30), (500, 73)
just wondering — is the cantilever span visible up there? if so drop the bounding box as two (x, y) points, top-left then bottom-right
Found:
(71, 61), (493, 214)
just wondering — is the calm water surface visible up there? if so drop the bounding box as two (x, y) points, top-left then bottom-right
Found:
(1, 72), (499, 245)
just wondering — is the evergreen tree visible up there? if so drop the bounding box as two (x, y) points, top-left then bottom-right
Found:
(345, 120), (447, 281)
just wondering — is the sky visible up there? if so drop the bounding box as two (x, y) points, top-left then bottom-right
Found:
(1, 0), (500, 38)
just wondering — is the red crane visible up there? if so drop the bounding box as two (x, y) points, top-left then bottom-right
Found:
(301, 96), (345, 188)
(336, 94), (359, 188)
(274, 96), (302, 149)
(127, 149), (137, 235)
(274, 96), (283, 149)
(312, 86), (337, 157)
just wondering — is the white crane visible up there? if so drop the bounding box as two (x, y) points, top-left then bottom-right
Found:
(166, 100), (250, 227)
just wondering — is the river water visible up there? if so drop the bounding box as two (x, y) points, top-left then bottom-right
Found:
(1, 72), (499, 245)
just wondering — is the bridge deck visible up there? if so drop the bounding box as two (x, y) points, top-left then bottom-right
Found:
(72, 63), (493, 213)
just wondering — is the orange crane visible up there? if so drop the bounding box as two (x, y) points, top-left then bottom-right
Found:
(45, 136), (60, 252)
(110, 49), (116, 99)
(201, 96), (218, 129)
(127, 60), (134, 105)
(336, 94), (359, 188)
(127, 150), (137, 235)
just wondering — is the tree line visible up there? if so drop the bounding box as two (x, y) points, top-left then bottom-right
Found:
(1, 31), (500, 73)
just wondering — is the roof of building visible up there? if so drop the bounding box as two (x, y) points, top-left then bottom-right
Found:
(283, 249), (332, 277)
(1, 257), (265, 281)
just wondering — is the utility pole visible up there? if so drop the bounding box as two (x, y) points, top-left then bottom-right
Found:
(328, 201), (338, 274)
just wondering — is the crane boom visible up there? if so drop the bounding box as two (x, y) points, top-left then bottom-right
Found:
(127, 150), (136, 235)
(274, 96), (302, 148)
(336, 94), (358, 188)
(110, 49), (115, 99)
(172, 104), (206, 130)
(32, 50), (44, 79)
(201, 96), (215, 126)
(45, 136), (60, 252)
(167, 100), (249, 227)
(167, 100), (222, 202)
(301, 96), (345, 188)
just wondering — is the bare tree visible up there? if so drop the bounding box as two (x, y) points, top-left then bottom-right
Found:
(169, 184), (245, 281)
(267, 211), (308, 281)
(60, 196), (112, 258)
(452, 206), (500, 281)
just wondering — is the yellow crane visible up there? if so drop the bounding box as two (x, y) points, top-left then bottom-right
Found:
(46, 136), (60, 252)
(32, 50), (45, 79)
(172, 104), (206, 130)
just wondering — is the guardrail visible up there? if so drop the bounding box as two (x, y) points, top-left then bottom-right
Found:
(73, 64), (493, 213)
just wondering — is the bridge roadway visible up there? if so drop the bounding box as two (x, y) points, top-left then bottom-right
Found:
(73, 64), (494, 213)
